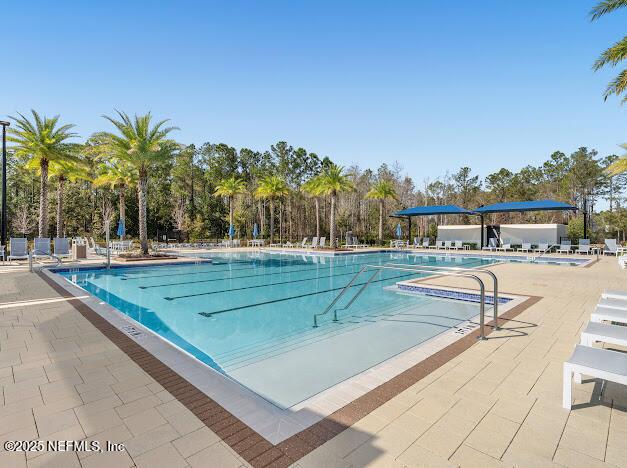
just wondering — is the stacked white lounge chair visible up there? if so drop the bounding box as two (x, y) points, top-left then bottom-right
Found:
(563, 290), (627, 409)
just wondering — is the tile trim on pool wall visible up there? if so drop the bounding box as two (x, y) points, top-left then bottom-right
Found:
(37, 268), (542, 468)
(394, 283), (513, 305)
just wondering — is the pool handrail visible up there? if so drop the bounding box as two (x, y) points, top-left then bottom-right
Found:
(384, 262), (500, 330)
(313, 264), (489, 340)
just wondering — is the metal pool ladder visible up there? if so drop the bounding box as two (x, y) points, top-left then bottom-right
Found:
(312, 264), (492, 340)
(383, 263), (501, 331)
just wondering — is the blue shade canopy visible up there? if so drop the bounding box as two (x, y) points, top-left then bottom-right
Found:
(474, 200), (577, 214)
(228, 224), (235, 239)
(394, 205), (476, 217)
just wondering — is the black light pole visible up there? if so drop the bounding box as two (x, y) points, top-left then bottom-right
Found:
(583, 195), (588, 240)
(0, 120), (9, 253)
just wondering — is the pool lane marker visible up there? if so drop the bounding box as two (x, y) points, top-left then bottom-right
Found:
(119, 258), (302, 280)
(162, 266), (405, 299)
(143, 256), (394, 290)
(143, 256), (488, 292)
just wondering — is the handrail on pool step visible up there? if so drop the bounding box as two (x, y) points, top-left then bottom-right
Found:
(384, 263), (500, 331)
(313, 264), (491, 340)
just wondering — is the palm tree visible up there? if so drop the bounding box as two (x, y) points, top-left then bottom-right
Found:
(93, 159), (138, 240)
(49, 157), (91, 237)
(100, 111), (178, 254)
(214, 176), (247, 235)
(316, 164), (354, 248)
(591, 0), (627, 102)
(8, 110), (78, 237)
(366, 180), (398, 243)
(302, 176), (323, 238)
(255, 175), (290, 244)
(605, 143), (627, 177)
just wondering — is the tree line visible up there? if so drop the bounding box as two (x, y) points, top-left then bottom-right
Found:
(4, 110), (627, 254)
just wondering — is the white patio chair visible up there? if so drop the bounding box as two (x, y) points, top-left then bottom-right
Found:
(603, 239), (618, 255)
(563, 345), (627, 410)
(33, 238), (51, 258)
(556, 241), (571, 254)
(533, 242), (549, 253)
(575, 244), (590, 255)
(601, 290), (627, 301)
(580, 321), (627, 348)
(517, 242), (532, 253)
(597, 298), (627, 311)
(8, 238), (29, 261)
(591, 305), (627, 324)
(53, 238), (71, 259)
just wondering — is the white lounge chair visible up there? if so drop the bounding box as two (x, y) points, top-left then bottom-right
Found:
(451, 240), (463, 250)
(421, 238), (430, 249)
(53, 238), (71, 259)
(580, 321), (627, 348)
(0, 245), (4, 262)
(591, 305), (627, 325)
(444, 240), (452, 250)
(533, 242), (549, 253)
(496, 243), (512, 252)
(579, 239), (590, 246)
(575, 244), (590, 255)
(518, 242), (532, 253)
(597, 298), (627, 311)
(556, 241), (571, 254)
(563, 345), (627, 409)
(318, 237), (326, 248)
(482, 238), (498, 251)
(601, 290), (627, 301)
(309, 237), (319, 249)
(429, 240), (443, 250)
(604, 239), (618, 255)
(8, 238), (29, 261)
(33, 238), (51, 258)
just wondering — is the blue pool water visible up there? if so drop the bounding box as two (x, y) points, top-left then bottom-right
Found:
(58, 252), (503, 407)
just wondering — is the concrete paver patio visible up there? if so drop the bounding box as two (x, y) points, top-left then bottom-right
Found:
(0, 253), (625, 467)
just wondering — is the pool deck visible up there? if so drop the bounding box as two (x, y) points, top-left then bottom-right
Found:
(0, 251), (625, 467)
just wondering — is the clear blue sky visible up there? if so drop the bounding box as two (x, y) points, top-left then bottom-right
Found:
(4, 0), (625, 184)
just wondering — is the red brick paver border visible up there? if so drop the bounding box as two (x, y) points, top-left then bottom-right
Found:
(40, 271), (540, 467)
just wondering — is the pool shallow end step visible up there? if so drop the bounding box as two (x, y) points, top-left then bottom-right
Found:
(393, 281), (513, 305)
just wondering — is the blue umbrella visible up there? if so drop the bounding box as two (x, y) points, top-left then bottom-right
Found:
(395, 223), (402, 239)
(117, 218), (126, 238)
(252, 223), (259, 239)
(228, 224), (235, 239)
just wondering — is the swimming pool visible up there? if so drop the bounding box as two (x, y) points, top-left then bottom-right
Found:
(57, 252), (511, 408)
